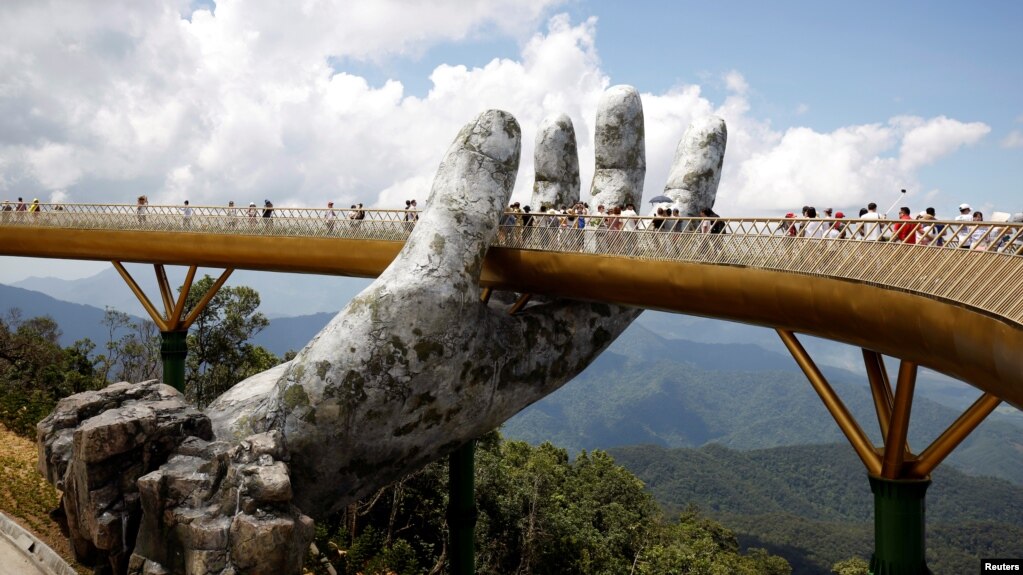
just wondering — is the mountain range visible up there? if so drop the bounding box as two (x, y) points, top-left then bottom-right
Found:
(608, 442), (1023, 575)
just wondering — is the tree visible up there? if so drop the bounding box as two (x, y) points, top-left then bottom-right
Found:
(831, 557), (869, 575)
(95, 308), (161, 384)
(0, 309), (103, 436)
(182, 275), (277, 407)
(306, 431), (789, 575)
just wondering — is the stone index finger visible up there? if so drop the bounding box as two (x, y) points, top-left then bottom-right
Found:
(589, 85), (646, 210)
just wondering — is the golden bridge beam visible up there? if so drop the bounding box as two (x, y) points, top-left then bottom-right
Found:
(907, 392), (1002, 478)
(154, 264), (175, 317)
(180, 268), (234, 330)
(880, 360), (918, 479)
(777, 329), (882, 476)
(112, 261), (169, 332)
(168, 265), (198, 331)
(863, 350), (894, 438)
(508, 293), (532, 315)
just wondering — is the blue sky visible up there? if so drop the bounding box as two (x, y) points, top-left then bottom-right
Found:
(0, 0), (1020, 282)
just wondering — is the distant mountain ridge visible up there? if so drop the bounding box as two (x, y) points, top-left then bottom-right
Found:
(501, 322), (1023, 484)
(0, 283), (143, 346)
(12, 266), (370, 318)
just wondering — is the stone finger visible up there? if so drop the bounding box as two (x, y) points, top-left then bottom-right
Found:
(589, 85), (645, 210)
(532, 113), (580, 209)
(663, 116), (727, 216)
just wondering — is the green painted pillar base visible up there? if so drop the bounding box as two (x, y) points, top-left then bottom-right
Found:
(160, 330), (188, 394)
(447, 441), (476, 575)
(868, 475), (932, 575)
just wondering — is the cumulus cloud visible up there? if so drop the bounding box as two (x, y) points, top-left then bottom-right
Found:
(895, 115), (990, 171)
(0, 1), (991, 221)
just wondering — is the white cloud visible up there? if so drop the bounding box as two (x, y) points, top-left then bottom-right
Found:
(724, 71), (749, 95)
(0, 2), (992, 225)
(1002, 130), (1023, 148)
(895, 115), (990, 171)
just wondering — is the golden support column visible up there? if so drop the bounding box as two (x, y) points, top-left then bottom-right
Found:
(112, 262), (233, 393)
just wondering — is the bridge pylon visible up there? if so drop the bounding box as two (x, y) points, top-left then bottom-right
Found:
(112, 262), (233, 392)
(776, 329), (1002, 575)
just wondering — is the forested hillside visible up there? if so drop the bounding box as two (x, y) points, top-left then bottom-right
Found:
(503, 323), (1023, 484)
(609, 443), (1023, 575)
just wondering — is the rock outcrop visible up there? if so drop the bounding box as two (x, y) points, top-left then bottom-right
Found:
(37, 381), (212, 573)
(128, 430), (313, 575)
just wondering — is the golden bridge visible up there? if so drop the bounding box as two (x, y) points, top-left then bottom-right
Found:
(3, 203), (1022, 574)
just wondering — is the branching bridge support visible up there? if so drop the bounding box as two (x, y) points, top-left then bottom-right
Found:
(112, 262), (234, 392)
(776, 329), (1003, 575)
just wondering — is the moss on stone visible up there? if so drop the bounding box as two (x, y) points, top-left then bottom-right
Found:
(430, 233), (446, 254)
(414, 340), (445, 362)
(315, 360), (331, 380)
(283, 385), (310, 410)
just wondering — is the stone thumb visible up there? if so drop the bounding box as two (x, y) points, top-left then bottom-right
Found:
(381, 110), (521, 293)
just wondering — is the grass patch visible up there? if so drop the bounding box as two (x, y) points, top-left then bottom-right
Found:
(0, 423), (86, 573)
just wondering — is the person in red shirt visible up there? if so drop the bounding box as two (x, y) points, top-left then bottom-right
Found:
(892, 206), (917, 244)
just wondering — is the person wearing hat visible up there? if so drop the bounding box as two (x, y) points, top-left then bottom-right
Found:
(28, 198), (41, 214)
(955, 203), (973, 246)
(262, 200), (274, 230)
(325, 201), (337, 234)
(781, 212), (798, 236)
(825, 211), (846, 239)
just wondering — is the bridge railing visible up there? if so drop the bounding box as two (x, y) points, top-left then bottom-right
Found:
(3, 203), (1022, 324)
(491, 214), (1023, 325)
(0, 202), (416, 240)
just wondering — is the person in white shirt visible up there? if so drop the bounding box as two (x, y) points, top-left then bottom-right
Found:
(859, 202), (882, 240)
(954, 203), (973, 246)
(620, 203), (639, 231)
(801, 206), (826, 238)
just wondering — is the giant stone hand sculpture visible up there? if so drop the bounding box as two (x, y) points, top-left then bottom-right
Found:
(37, 85), (727, 575)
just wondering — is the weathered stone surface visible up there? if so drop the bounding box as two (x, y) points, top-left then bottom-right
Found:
(36, 381), (212, 574)
(532, 113), (580, 209)
(127, 431), (313, 575)
(663, 115), (728, 216)
(589, 85), (645, 210)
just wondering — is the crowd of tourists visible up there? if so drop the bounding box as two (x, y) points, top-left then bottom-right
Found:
(775, 202), (1021, 251)
(3, 195), (1020, 254)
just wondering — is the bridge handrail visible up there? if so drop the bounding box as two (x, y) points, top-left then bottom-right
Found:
(3, 203), (1022, 326)
(3, 202), (1022, 253)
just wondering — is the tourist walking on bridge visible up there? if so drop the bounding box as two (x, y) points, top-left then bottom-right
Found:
(859, 202), (882, 240)
(891, 206), (917, 244)
(326, 201), (337, 234)
(955, 203), (973, 246)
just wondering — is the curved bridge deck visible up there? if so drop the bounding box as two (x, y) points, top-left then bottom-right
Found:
(2, 204), (1022, 409)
